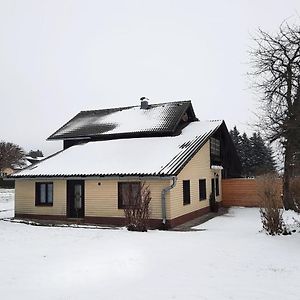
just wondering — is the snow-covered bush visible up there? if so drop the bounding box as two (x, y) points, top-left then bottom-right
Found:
(123, 182), (151, 232)
(257, 174), (289, 235)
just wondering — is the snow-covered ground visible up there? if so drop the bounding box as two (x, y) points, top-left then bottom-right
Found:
(0, 188), (14, 219)
(1, 190), (300, 300)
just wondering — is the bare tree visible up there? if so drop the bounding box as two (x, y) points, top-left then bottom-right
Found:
(0, 141), (26, 171)
(123, 182), (152, 232)
(257, 173), (289, 235)
(250, 22), (300, 210)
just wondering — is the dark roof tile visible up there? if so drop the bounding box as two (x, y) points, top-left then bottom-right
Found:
(48, 100), (196, 140)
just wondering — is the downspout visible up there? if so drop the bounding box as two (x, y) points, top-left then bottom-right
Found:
(161, 176), (177, 226)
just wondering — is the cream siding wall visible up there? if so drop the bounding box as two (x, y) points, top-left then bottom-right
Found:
(169, 141), (222, 219)
(15, 178), (171, 220)
(85, 179), (171, 219)
(15, 180), (66, 216)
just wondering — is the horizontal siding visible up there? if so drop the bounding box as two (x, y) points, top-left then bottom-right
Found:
(169, 141), (222, 219)
(15, 179), (171, 220)
(83, 179), (171, 219)
(15, 180), (66, 215)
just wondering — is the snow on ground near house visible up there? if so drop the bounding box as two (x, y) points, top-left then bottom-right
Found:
(1, 195), (300, 299)
(0, 189), (14, 219)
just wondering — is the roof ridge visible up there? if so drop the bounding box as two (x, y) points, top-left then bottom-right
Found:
(79, 100), (192, 114)
(196, 119), (223, 123)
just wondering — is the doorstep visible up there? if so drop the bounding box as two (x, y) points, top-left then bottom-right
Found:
(171, 207), (228, 231)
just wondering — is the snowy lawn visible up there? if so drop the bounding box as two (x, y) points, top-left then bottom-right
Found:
(1, 190), (300, 300)
(0, 188), (14, 219)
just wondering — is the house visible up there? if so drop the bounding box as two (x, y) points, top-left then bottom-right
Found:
(1, 167), (14, 177)
(10, 99), (241, 228)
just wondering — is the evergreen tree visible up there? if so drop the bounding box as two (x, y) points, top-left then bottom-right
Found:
(229, 126), (241, 153)
(264, 144), (277, 173)
(28, 150), (43, 158)
(230, 126), (243, 172)
(250, 133), (276, 175)
(240, 133), (253, 177)
(230, 127), (277, 177)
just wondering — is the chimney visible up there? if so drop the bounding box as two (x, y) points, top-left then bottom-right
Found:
(140, 97), (149, 109)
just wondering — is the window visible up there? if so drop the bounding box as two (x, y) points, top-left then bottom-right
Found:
(211, 178), (220, 197)
(216, 178), (220, 196)
(210, 137), (220, 157)
(35, 182), (53, 206)
(118, 182), (141, 209)
(199, 179), (207, 200)
(183, 180), (191, 205)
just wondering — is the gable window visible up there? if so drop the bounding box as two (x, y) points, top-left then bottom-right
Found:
(183, 180), (191, 205)
(210, 137), (220, 157)
(35, 182), (53, 206)
(199, 179), (207, 200)
(118, 182), (141, 209)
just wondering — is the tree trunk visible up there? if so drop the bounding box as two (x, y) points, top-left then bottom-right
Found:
(283, 142), (296, 210)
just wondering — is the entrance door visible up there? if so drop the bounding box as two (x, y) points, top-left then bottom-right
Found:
(67, 180), (85, 218)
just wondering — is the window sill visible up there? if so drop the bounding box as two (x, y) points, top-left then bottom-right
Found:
(183, 202), (191, 206)
(35, 203), (53, 207)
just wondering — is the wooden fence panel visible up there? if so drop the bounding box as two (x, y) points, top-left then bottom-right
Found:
(222, 178), (282, 207)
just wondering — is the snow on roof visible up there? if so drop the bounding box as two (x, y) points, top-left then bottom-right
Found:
(12, 159), (32, 170)
(48, 101), (196, 140)
(12, 120), (223, 178)
(25, 156), (43, 161)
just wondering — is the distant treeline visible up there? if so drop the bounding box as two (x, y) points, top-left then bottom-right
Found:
(230, 126), (276, 177)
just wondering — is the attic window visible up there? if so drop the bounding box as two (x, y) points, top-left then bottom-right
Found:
(210, 137), (220, 157)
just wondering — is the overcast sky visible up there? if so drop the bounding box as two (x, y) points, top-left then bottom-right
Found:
(0, 0), (299, 156)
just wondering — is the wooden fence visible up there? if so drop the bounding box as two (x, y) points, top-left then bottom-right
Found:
(222, 178), (282, 207)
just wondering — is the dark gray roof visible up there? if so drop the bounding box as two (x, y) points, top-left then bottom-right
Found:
(48, 101), (197, 140)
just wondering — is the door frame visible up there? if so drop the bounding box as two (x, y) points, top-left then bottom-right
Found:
(67, 180), (85, 218)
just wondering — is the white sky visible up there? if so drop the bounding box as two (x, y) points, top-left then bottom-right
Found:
(0, 0), (299, 156)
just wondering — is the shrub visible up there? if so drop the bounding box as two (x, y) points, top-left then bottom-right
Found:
(123, 182), (151, 232)
(257, 173), (289, 235)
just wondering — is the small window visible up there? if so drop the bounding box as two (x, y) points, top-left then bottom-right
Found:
(199, 179), (206, 200)
(35, 182), (53, 206)
(118, 182), (141, 209)
(183, 180), (191, 205)
(210, 137), (220, 157)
